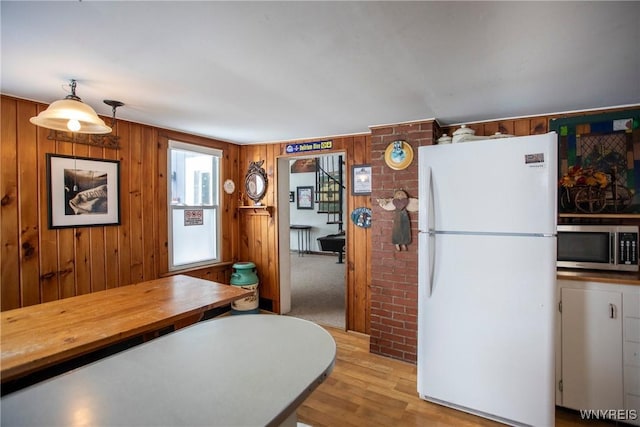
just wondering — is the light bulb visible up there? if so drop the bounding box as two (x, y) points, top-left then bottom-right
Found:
(67, 119), (81, 132)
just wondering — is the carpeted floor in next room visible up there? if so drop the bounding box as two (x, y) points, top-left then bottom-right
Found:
(286, 252), (346, 329)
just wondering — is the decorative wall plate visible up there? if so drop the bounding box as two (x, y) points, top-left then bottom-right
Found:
(384, 140), (413, 170)
(351, 207), (372, 228)
(223, 179), (236, 194)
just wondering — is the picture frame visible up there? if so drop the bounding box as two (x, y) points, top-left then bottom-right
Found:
(351, 164), (372, 195)
(551, 108), (640, 216)
(46, 154), (121, 228)
(296, 186), (314, 210)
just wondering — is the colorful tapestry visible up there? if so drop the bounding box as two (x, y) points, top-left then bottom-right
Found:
(552, 110), (640, 215)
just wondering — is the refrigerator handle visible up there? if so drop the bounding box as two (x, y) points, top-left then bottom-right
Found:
(419, 165), (433, 233)
(419, 165), (436, 296)
(419, 232), (435, 298)
(426, 166), (436, 296)
(418, 164), (436, 298)
(427, 232), (435, 297)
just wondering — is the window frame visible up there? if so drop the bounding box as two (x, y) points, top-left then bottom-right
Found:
(167, 140), (223, 271)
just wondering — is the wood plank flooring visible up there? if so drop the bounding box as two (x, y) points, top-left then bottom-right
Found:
(296, 326), (617, 427)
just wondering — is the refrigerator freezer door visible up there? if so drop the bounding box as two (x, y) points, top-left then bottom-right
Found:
(417, 233), (556, 426)
(418, 133), (557, 235)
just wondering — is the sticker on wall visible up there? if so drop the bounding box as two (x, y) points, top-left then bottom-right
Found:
(184, 209), (204, 226)
(351, 207), (372, 228)
(384, 140), (413, 170)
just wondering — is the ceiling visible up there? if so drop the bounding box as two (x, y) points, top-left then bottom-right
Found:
(2, 1), (639, 145)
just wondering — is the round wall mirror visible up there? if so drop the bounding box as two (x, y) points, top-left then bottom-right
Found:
(245, 160), (268, 205)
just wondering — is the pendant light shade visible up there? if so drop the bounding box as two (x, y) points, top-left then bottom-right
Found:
(30, 80), (112, 134)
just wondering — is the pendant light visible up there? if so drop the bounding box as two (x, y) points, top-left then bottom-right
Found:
(30, 79), (112, 134)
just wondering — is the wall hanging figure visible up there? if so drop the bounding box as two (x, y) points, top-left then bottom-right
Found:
(377, 189), (418, 251)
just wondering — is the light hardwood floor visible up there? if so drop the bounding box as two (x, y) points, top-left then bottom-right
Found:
(296, 326), (617, 427)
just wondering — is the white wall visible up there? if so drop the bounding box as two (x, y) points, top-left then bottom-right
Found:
(288, 156), (345, 252)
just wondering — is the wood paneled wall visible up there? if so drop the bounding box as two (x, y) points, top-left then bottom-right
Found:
(5, 93), (633, 340)
(239, 135), (372, 332)
(237, 143), (280, 310)
(1, 96), (239, 311)
(439, 107), (637, 140)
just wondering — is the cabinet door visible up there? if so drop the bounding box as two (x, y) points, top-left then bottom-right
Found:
(561, 287), (623, 410)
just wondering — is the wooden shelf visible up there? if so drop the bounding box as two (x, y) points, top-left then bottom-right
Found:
(238, 205), (273, 217)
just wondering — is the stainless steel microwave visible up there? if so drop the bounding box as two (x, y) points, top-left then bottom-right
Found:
(557, 225), (639, 272)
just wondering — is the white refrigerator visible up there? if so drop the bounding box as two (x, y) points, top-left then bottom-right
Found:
(417, 133), (558, 426)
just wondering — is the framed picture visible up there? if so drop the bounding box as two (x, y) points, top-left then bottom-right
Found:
(351, 164), (372, 195)
(552, 109), (640, 216)
(46, 154), (121, 228)
(296, 186), (314, 210)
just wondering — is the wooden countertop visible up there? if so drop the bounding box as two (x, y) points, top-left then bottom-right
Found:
(0, 275), (252, 382)
(557, 268), (640, 286)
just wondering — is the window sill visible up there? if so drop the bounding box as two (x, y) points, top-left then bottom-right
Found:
(160, 262), (235, 278)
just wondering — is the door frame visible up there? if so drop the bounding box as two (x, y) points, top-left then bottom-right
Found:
(276, 152), (347, 328)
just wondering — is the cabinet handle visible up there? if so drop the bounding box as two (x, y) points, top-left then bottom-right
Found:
(609, 303), (617, 319)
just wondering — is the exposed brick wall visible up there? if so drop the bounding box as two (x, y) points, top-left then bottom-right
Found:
(369, 120), (437, 363)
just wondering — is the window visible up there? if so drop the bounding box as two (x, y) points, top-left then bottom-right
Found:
(168, 140), (222, 270)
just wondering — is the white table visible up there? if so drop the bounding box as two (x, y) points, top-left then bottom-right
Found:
(1, 315), (336, 427)
(290, 224), (312, 256)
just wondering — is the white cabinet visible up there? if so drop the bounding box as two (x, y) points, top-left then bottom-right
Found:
(624, 290), (640, 421)
(556, 279), (640, 425)
(560, 287), (623, 410)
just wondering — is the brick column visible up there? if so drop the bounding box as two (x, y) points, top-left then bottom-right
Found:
(369, 120), (437, 363)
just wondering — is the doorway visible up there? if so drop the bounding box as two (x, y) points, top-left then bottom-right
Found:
(277, 153), (346, 329)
